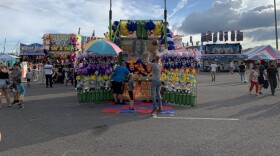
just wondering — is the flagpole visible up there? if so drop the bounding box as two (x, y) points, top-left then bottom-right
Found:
(274, 0), (278, 49)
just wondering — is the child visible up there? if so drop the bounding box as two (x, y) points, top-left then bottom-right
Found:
(26, 68), (32, 87)
(128, 73), (135, 110)
(249, 65), (259, 95)
(16, 79), (25, 109)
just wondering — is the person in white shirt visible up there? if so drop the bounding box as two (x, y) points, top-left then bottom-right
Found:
(230, 60), (235, 74)
(44, 61), (53, 88)
(210, 61), (218, 81)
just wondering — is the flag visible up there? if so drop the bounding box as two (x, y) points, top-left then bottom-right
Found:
(219, 31), (223, 41)
(213, 32), (217, 43)
(236, 30), (243, 41)
(190, 36), (193, 44)
(231, 30), (235, 41)
(208, 31), (212, 42)
(201, 32), (206, 42)
(78, 28), (81, 35)
(224, 31), (228, 41)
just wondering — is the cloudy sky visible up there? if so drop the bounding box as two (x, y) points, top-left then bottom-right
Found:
(0, 0), (279, 52)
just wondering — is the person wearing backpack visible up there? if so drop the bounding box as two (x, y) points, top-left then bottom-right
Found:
(257, 61), (266, 95)
(239, 62), (247, 83)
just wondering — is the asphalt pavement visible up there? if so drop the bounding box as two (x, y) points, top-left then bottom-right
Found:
(0, 72), (280, 156)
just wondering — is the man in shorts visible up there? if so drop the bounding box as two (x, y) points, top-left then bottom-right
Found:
(10, 63), (22, 104)
(111, 61), (129, 104)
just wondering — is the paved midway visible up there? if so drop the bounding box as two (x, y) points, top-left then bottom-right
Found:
(0, 72), (280, 156)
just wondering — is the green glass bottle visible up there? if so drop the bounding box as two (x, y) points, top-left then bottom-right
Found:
(190, 93), (196, 107)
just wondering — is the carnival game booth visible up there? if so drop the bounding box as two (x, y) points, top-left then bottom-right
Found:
(106, 20), (200, 106)
(43, 34), (82, 83)
(42, 34), (81, 65)
(75, 39), (121, 103)
(202, 43), (244, 72)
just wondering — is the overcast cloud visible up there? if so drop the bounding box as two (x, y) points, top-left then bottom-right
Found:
(179, 0), (278, 34)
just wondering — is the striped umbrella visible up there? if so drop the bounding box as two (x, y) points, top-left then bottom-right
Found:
(84, 39), (122, 56)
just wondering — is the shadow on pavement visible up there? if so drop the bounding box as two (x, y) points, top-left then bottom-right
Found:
(0, 85), (151, 152)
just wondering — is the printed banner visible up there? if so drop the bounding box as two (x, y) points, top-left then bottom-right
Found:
(20, 43), (44, 55)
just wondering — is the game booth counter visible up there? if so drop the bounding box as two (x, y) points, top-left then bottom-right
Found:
(75, 20), (201, 112)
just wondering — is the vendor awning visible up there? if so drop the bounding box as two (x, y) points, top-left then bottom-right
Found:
(243, 45), (280, 60)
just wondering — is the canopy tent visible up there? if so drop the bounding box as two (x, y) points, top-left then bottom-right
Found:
(0, 54), (20, 60)
(0, 54), (20, 67)
(243, 45), (280, 60)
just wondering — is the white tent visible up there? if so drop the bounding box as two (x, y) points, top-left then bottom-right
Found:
(0, 54), (20, 60)
(0, 54), (20, 67)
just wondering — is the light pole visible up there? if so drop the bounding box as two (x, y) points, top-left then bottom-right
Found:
(164, 0), (168, 49)
(109, 0), (112, 41)
(274, 0), (278, 49)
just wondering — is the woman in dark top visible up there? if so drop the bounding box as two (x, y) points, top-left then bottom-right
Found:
(0, 63), (11, 108)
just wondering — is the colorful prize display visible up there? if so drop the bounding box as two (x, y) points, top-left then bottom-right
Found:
(76, 19), (201, 106)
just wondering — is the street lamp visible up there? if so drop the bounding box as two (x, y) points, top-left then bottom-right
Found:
(274, 0), (278, 49)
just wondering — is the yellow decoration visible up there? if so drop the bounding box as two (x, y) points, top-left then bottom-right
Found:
(89, 75), (96, 81)
(103, 74), (109, 81)
(120, 21), (129, 36)
(76, 75), (83, 81)
(153, 21), (163, 36)
(183, 71), (189, 82)
(171, 70), (178, 82)
(160, 72), (167, 82)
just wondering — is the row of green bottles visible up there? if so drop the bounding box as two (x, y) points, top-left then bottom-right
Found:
(77, 90), (113, 103)
(162, 91), (196, 106)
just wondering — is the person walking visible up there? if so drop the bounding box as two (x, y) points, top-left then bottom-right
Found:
(26, 68), (32, 87)
(257, 61), (266, 95)
(10, 63), (22, 104)
(230, 60), (235, 74)
(147, 54), (162, 115)
(249, 65), (259, 95)
(0, 63), (11, 108)
(210, 61), (217, 81)
(44, 61), (53, 88)
(110, 61), (130, 104)
(266, 61), (279, 96)
(239, 62), (247, 83)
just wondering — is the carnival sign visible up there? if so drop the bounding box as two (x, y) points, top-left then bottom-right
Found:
(49, 34), (73, 51)
(20, 43), (44, 55)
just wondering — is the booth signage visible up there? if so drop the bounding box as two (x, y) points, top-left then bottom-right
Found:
(50, 34), (73, 51)
(20, 43), (44, 55)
